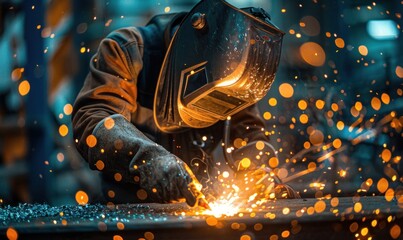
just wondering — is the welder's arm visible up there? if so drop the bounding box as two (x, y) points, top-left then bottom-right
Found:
(71, 28), (198, 205)
(228, 104), (277, 169)
(228, 105), (300, 198)
(91, 114), (199, 205)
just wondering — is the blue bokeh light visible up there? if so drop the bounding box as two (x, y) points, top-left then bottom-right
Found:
(367, 19), (399, 40)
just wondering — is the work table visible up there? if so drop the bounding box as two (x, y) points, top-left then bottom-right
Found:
(1, 196), (402, 240)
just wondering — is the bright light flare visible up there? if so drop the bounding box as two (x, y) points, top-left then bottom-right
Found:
(202, 183), (243, 218)
(309, 182), (325, 190)
(202, 194), (241, 218)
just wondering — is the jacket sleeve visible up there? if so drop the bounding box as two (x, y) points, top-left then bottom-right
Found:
(72, 27), (161, 182)
(228, 104), (276, 169)
(230, 104), (267, 140)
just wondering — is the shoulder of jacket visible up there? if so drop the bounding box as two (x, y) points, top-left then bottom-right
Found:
(105, 27), (144, 48)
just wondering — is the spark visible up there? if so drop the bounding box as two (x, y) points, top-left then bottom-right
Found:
(202, 193), (241, 218)
(282, 166), (323, 183)
(348, 115), (364, 131)
(290, 143), (332, 162)
(317, 145), (347, 162)
(351, 113), (394, 145)
(309, 182), (325, 190)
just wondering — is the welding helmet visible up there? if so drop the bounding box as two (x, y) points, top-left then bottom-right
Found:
(154, 0), (284, 133)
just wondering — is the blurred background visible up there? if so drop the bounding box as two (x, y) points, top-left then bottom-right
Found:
(0, 0), (401, 205)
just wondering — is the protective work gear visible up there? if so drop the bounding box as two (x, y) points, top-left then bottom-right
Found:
(135, 152), (198, 206)
(154, 0), (284, 132)
(71, 0), (288, 205)
(235, 167), (300, 201)
(87, 114), (201, 206)
(223, 119), (300, 199)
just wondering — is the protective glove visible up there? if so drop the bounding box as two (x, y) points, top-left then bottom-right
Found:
(236, 167), (301, 200)
(134, 149), (201, 206)
(229, 141), (300, 199)
(87, 114), (202, 206)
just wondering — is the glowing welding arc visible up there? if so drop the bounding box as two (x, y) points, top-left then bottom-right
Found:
(202, 192), (242, 217)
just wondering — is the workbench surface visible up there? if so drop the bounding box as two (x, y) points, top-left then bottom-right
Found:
(1, 196), (402, 240)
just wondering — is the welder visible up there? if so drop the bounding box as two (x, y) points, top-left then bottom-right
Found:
(72, 0), (297, 207)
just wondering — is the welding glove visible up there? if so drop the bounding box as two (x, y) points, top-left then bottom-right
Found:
(237, 166), (300, 200)
(88, 114), (198, 206)
(231, 141), (300, 199)
(134, 151), (201, 206)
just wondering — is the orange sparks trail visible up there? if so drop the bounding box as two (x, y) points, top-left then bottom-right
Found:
(317, 145), (347, 162)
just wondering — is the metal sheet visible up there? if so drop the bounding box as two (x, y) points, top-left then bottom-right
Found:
(1, 196), (402, 239)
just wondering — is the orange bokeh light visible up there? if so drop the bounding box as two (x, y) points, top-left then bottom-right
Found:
(315, 99), (325, 110)
(371, 97), (381, 111)
(309, 129), (324, 146)
(298, 100), (308, 110)
(300, 42), (326, 67)
(381, 149), (392, 162)
(299, 114), (309, 124)
(269, 157), (279, 168)
(396, 66), (403, 78)
(335, 38), (345, 48)
(256, 141), (265, 150)
(59, 124), (69, 137)
(279, 83), (294, 98)
(18, 80), (30, 96)
(104, 117), (115, 130)
(63, 104), (73, 115)
(314, 200), (326, 213)
(6, 227), (18, 240)
(390, 224), (401, 239)
(381, 93), (390, 104)
(358, 45), (368, 56)
(86, 135), (97, 148)
(75, 190), (89, 205)
(268, 98), (277, 106)
(95, 160), (105, 171)
(377, 178), (389, 193)
(263, 111), (272, 120)
(333, 138), (342, 149)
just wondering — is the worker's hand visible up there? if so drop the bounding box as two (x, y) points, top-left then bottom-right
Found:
(87, 114), (205, 206)
(235, 167), (300, 200)
(135, 152), (199, 206)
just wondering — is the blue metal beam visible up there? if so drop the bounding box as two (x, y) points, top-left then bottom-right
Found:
(24, 0), (51, 203)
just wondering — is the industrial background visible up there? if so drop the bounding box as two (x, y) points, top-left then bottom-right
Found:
(0, 0), (401, 207)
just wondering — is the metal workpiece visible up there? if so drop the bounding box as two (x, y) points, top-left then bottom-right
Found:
(1, 196), (401, 239)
